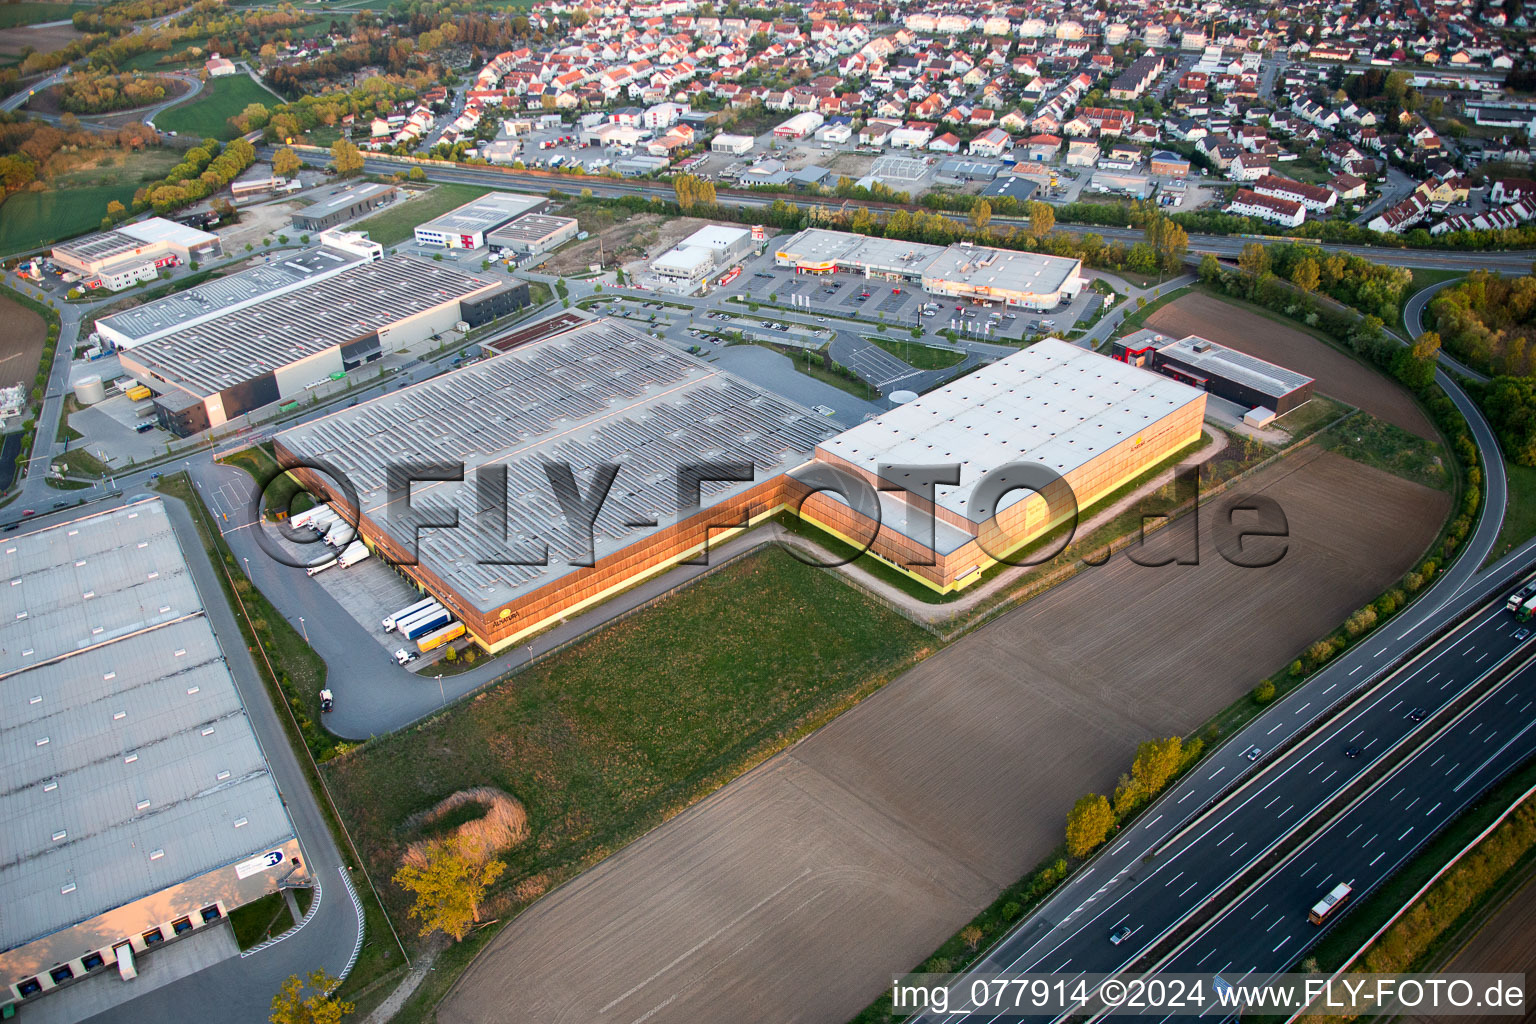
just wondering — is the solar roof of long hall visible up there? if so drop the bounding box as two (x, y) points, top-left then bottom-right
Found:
(275, 317), (839, 613)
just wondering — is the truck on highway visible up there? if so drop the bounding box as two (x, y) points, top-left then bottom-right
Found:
(384, 597), (438, 632)
(337, 540), (370, 568)
(1308, 881), (1352, 925)
(1520, 595), (1536, 622)
(417, 621), (465, 652)
(1508, 583), (1536, 613)
(401, 608), (452, 640)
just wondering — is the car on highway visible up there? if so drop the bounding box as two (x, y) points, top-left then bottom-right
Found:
(20, 509), (33, 517)
(1344, 745), (1363, 758)
(1244, 745), (1262, 761)
(1109, 926), (1132, 945)
(1517, 628), (1531, 641)
(816, 317), (827, 323)
(1407, 707), (1427, 722)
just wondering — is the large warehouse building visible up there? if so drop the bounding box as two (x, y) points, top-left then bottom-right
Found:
(1111, 328), (1315, 415)
(1, 500), (303, 1011)
(412, 192), (546, 249)
(116, 253), (526, 435)
(52, 218), (223, 292)
(774, 228), (1083, 309)
(804, 339), (1207, 591)
(649, 224), (755, 291)
(273, 317), (839, 652)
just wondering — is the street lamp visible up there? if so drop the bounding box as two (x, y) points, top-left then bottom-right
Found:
(299, 616), (309, 644)
(436, 673), (445, 706)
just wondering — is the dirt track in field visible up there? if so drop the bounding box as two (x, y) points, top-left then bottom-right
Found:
(1145, 291), (1436, 440)
(440, 449), (1449, 1024)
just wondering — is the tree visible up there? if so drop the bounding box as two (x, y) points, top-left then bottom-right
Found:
(1237, 242), (1270, 281)
(105, 199), (126, 221)
(393, 839), (506, 942)
(1065, 793), (1114, 858)
(330, 138), (364, 176)
(1252, 680), (1276, 704)
(1130, 736), (1184, 797)
(1197, 252), (1222, 285)
(960, 925), (984, 951)
(1291, 257), (1320, 294)
(970, 199), (991, 231)
(1143, 214), (1188, 274)
(272, 146), (301, 178)
(1026, 200), (1054, 239)
(269, 969), (353, 1024)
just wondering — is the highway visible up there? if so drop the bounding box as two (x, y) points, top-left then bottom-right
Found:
(918, 579), (1536, 1023)
(1159, 645), (1536, 1006)
(354, 155), (1536, 273)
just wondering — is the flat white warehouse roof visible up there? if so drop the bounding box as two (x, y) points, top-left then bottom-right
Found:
(922, 244), (1080, 298)
(818, 339), (1205, 524)
(416, 192), (545, 236)
(0, 500), (294, 951)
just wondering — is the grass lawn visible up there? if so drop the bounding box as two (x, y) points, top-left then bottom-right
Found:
(351, 183), (489, 246)
(0, 2), (88, 27)
(323, 548), (931, 933)
(1272, 394), (1353, 443)
(0, 184), (136, 254)
(869, 335), (965, 371)
(154, 74), (282, 140)
(1487, 460), (1536, 565)
(1316, 410), (1452, 491)
(220, 442), (313, 520)
(228, 891), (296, 950)
(752, 341), (874, 399)
(52, 447), (108, 478)
(1115, 284), (1192, 334)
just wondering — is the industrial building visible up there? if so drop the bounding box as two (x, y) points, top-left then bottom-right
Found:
(117, 254), (523, 435)
(289, 182), (399, 233)
(648, 224), (755, 291)
(0, 500), (303, 1010)
(710, 133), (754, 155)
(273, 317), (838, 652)
(94, 230), (383, 352)
(412, 192), (547, 249)
(804, 339), (1207, 592)
(51, 219), (223, 292)
(774, 228), (1083, 309)
(487, 213), (580, 256)
(1112, 329), (1315, 415)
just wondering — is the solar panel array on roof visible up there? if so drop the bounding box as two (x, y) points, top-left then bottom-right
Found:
(0, 500), (294, 952)
(125, 255), (496, 396)
(276, 319), (836, 612)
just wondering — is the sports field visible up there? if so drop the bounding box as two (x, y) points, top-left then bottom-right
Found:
(438, 449), (1451, 1024)
(153, 73), (281, 139)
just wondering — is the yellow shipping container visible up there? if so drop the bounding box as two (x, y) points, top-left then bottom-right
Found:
(126, 385), (152, 402)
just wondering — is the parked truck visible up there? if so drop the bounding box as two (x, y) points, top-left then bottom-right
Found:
(308, 509), (339, 534)
(337, 540), (370, 568)
(306, 556), (338, 576)
(394, 602), (445, 637)
(289, 505), (330, 531)
(401, 608), (452, 640)
(417, 621), (466, 653)
(324, 521), (356, 547)
(384, 597), (438, 632)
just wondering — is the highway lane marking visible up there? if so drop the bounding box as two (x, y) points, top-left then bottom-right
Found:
(1391, 787), (1404, 801)
(1405, 797), (1419, 811)
(1179, 881), (1200, 898)
(1470, 723), (1482, 735)
(1209, 766), (1226, 780)
(1320, 769), (1338, 785)
(1508, 692), (1521, 704)
(1349, 729), (1364, 741)
(1364, 834), (1378, 845)
(1524, 702), (1534, 713)
(1431, 754), (1445, 766)
(1308, 761), (1323, 774)
(1389, 699), (1404, 711)
(1179, 790), (1194, 803)
(1267, 722), (1283, 735)
(1301, 862), (1316, 877)
(1441, 677), (1455, 690)
(1447, 762), (1461, 776)
(1294, 701), (1312, 715)
(1274, 936), (1291, 953)
(1455, 716), (1536, 793)
(1217, 831), (1233, 846)
(1370, 851), (1386, 866)
(1376, 647), (1388, 656)
(1427, 673), (1441, 683)
(1478, 650), (1492, 663)
(1230, 842), (1248, 858)
(1250, 903), (1269, 920)
(1486, 732), (1498, 744)
(1267, 916), (1284, 932)
(1346, 823), (1362, 838)
(1165, 871), (1184, 887)
(1195, 948), (1216, 968)
(1145, 814), (1162, 828)
(1263, 793), (1281, 809)
(1350, 665), (1362, 675)
(1326, 681), (1338, 691)
(1399, 827), (1415, 841)
(1280, 804), (1295, 817)
(1426, 801), (1441, 816)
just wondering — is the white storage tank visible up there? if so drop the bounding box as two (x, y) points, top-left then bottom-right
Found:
(74, 374), (106, 405)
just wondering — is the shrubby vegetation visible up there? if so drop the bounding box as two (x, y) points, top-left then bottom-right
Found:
(57, 70), (176, 115)
(0, 115), (159, 209)
(1427, 270), (1536, 377)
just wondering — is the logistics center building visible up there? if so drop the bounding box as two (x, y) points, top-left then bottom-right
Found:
(273, 317), (838, 652)
(115, 253), (524, 435)
(773, 228), (1083, 309)
(1111, 329), (1315, 415)
(804, 339), (1207, 592)
(51, 218), (223, 293)
(0, 500), (303, 1011)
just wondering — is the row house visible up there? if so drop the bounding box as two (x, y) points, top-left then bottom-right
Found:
(1432, 196), (1536, 234)
(1253, 174), (1337, 213)
(1227, 188), (1306, 227)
